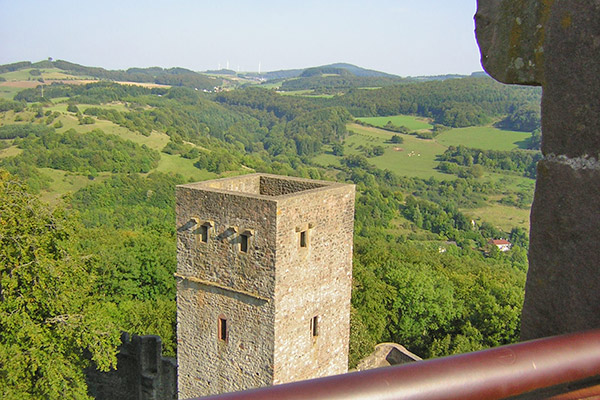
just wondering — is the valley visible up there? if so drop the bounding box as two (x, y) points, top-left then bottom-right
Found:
(0, 59), (540, 394)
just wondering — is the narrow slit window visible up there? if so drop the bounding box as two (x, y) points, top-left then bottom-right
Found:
(310, 315), (319, 337)
(218, 316), (228, 342)
(200, 225), (208, 243)
(240, 234), (249, 252)
(300, 231), (307, 248)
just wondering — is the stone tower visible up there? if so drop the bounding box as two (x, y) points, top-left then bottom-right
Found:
(175, 174), (355, 398)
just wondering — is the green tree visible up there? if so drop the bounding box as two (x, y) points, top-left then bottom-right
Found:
(390, 135), (404, 144)
(0, 170), (121, 399)
(332, 142), (344, 156)
(67, 104), (79, 113)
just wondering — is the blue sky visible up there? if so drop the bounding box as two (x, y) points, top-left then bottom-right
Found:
(0, 0), (482, 77)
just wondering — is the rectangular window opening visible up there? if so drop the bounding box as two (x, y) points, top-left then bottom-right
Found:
(218, 317), (228, 342)
(240, 234), (249, 252)
(200, 225), (208, 243)
(300, 231), (307, 248)
(310, 315), (319, 337)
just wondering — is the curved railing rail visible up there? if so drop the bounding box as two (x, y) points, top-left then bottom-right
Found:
(191, 329), (600, 400)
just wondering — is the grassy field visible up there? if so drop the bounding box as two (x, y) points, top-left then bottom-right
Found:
(49, 112), (171, 151)
(356, 115), (433, 131)
(344, 123), (449, 179)
(46, 102), (131, 114)
(154, 153), (217, 182)
(317, 122), (536, 232)
(1, 69), (43, 81)
(436, 126), (532, 150)
(0, 144), (22, 159)
(463, 202), (531, 232)
(0, 85), (24, 100)
(37, 168), (111, 205)
(0, 68), (91, 82)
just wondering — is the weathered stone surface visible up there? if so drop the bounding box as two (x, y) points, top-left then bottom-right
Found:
(86, 333), (177, 400)
(522, 159), (600, 340)
(475, 0), (550, 85)
(176, 174), (354, 398)
(354, 343), (421, 372)
(541, 1), (600, 157)
(477, 0), (600, 341)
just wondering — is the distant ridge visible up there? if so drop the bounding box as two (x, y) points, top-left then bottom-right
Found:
(0, 59), (221, 90)
(321, 63), (399, 78)
(256, 63), (399, 81)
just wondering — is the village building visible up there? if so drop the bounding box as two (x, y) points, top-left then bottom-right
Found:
(489, 239), (512, 252)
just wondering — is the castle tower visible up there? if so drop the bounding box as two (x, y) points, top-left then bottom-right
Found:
(176, 174), (355, 398)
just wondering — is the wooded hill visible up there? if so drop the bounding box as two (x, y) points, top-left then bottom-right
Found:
(0, 59), (222, 90)
(0, 63), (540, 398)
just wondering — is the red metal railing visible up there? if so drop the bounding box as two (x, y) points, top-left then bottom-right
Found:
(192, 329), (600, 400)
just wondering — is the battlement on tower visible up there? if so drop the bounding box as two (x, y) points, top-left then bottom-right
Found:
(179, 173), (332, 198)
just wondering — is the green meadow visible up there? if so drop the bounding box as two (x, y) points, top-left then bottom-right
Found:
(436, 126), (532, 150)
(463, 202), (531, 232)
(154, 153), (217, 182)
(344, 123), (448, 179)
(0, 85), (24, 100)
(356, 115), (433, 131)
(317, 121), (536, 231)
(0, 68), (92, 82)
(0, 107), (218, 201)
(38, 168), (111, 205)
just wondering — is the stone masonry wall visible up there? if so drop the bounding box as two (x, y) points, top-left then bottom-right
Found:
(259, 175), (326, 196)
(273, 184), (355, 383)
(85, 333), (176, 400)
(200, 174), (261, 196)
(177, 280), (275, 398)
(176, 185), (278, 298)
(476, 0), (600, 340)
(176, 183), (279, 398)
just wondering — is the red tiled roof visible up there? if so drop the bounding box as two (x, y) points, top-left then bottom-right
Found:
(490, 239), (511, 245)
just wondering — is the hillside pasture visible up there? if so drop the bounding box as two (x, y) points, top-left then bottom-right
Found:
(43, 109), (171, 151)
(345, 123), (449, 179)
(37, 168), (110, 205)
(0, 144), (23, 159)
(463, 202), (531, 232)
(357, 114), (433, 131)
(154, 153), (217, 182)
(436, 126), (532, 151)
(0, 85), (23, 100)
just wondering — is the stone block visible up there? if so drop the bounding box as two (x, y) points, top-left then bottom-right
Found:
(541, 1), (600, 157)
(522, 159), (600, 340)
(475, 0), (549, 86)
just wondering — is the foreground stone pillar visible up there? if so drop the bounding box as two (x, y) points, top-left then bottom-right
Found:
(475, 0), (600, 340)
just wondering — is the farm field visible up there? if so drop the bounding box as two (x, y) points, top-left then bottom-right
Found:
(0, 84), (26, 99)
(464, 202), (531, 232)
(319, 122), (536, 232)
(345, 123), (448, 179)
(0, 68), (88, 82)
(436, 126), (532, 150)
(356, 115), (433, 131)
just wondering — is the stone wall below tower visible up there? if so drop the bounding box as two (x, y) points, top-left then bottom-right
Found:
(85, 333), (176, 400)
